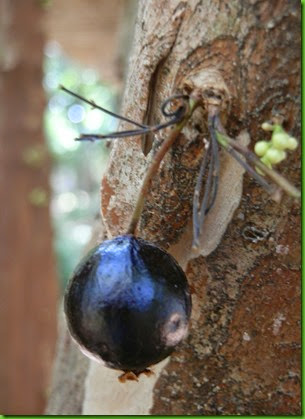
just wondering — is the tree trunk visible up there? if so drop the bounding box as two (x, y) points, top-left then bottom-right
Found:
(0, 0), (58, 414)
(47, 0), (301, 415)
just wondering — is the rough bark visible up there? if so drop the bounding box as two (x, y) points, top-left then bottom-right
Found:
(47, 0), (300, 415)
(0, 0), (58, 414)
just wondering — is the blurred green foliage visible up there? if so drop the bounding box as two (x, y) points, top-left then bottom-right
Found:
(43, 41), (118, 289)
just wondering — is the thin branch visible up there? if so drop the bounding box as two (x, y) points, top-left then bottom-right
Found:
(213, 115), (275, 195)
(60, 85), (148, 129)
(192, 141), (210, 247)
(192, 113), (222, 249)
(127, 97), (199, 235)
(76, 108), (186, 141)
(194, 144), (214, 248)
(61, 86), (189, 143)
(206, 115), (220, 212)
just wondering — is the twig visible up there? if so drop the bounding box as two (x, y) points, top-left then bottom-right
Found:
(215, 128), (300, 199)
(76, 111), (185, 141)
(60, 85), (147, 129)
(60, 86), (190, 143)
(127, 97), (199, 235)
(192, 113), (221, 249)
(206, 115), (220, 212)
(192, 141), (210, 247)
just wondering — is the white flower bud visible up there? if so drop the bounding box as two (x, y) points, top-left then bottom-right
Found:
(261, 122), (274, 131)
(254, 141), (269, 156)
(261, 155), (273, 169)
(286, 136), (298, 150)
(271, 132), (290, 150)
(265, 148), (286, 164)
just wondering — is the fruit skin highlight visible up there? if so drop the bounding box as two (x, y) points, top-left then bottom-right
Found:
(64, 234), (192, 374)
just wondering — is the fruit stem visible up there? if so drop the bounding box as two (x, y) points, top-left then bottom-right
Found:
(127, 96), (199, 235)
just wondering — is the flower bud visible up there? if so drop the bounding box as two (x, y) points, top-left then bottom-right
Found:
(254, 141), (269, 156)
(261, 122), (274, 131)
(286, 136), (298, 150)
(265, 148), (286, 164)
(271, 132), (290, 150)
(261, 155), (273, 169)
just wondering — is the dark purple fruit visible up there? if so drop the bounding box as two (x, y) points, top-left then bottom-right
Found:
(64, 234), (191, 373)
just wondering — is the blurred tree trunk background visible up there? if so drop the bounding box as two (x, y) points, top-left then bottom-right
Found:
(0, 0), (58, 414)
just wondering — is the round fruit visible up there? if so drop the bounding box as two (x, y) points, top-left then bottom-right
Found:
(271, 132), (290, 150)
(286, 136), (298, 150)
(64, 234), (192, 374)
(254, 140), (269, 157)
(265, 148), (286, 164)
